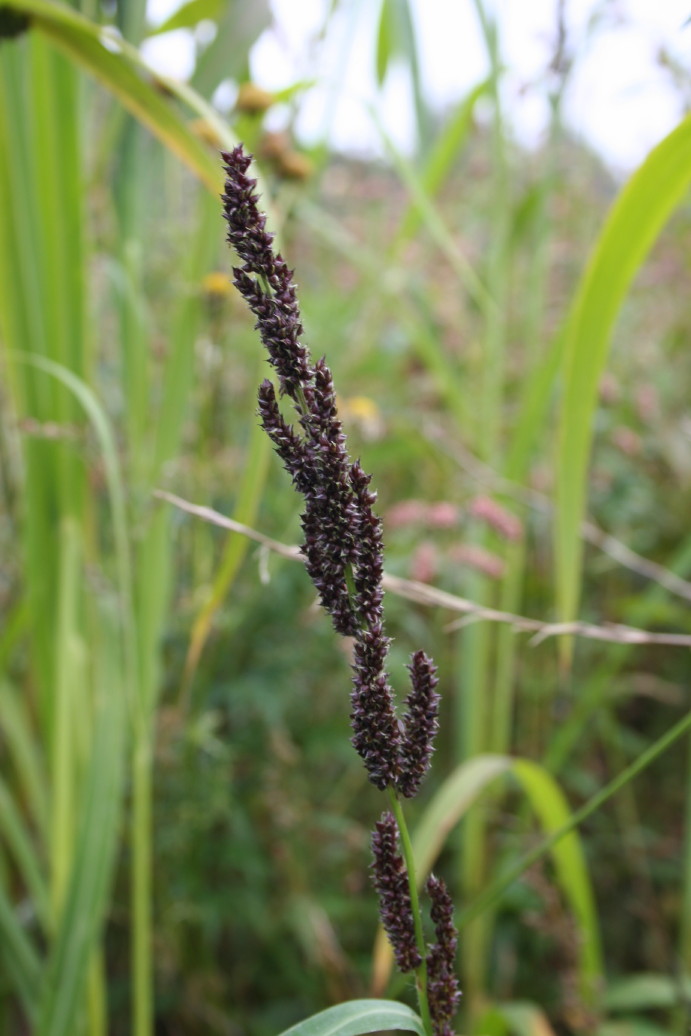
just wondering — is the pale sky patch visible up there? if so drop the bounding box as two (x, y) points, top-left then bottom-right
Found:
(142, 0), (691, 173)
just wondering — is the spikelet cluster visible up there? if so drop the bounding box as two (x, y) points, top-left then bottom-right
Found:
(222, 145), (440, 796)
(222, 145), (460, 1034)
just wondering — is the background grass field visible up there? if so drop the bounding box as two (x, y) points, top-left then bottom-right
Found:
(1, 1), (691, 1033)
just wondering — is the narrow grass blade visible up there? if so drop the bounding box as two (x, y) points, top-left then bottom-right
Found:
(50, 517), (83, 916)
(412, 755), (512, 879)
(0, 678), (49, 841)
(381, 0), (429, 147)
(8, 358), (131, 1034)
(190, 0), (270, 98)
(37, 637), (126, 1036)
(183, 414), (271, 693)
(455, 707), (691, 943)
(490, 1001), (558, 1036)
(556, 114), (691, 631)
(0, 881), (42, 1024)
(0, 777), (51, 928)
(597, 1023), (681, 1036)
(5, 0), (221, 191)
(276, 999), (426, 1036)
(605, 974), (691, 1013)
(374, 117), (493, 314)
(152, 188), (219, 477)
(393, 79), (489, 247)
(15, 354), (137, 699)
(375, 0), (395, 85)
(511, 758), (602, 1003)
(146, 0), (222, 36)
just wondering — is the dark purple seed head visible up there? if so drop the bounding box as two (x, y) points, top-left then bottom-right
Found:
(222, 146), (444, 799)
(425, 874), (461, 1034)
(371, 812), (422, 973)
(396, 651), (441, 798)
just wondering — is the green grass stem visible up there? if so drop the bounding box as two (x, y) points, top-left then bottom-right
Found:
(388, 791), (433, 1036)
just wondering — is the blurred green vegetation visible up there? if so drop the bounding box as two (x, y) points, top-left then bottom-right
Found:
(1, 1), (691, 1034)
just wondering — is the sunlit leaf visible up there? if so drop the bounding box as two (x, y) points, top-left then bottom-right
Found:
(147, 0), (222, 36)
(375, 0), (394, 85)
(494, 1001), (557, 1036)
(5, 0), (222, 191)
(413, 755), (512, 878)
(556, 114), (691, 637)
(597, 1021), (679, 1036)
(38, 651), (126, 1036)
(277, 999), (425, 1036)
(511, 759), (602, 1002)
(0, 878), (42, 1023)
(605, 972), (691, 1012)
(191, 0), (270, 97)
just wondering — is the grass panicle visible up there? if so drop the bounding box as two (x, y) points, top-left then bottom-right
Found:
(222, 142), (459, 1035)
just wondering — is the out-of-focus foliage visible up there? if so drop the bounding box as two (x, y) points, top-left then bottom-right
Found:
(1, 1), (691, 1034)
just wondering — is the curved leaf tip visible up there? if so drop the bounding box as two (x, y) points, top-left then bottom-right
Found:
(276, 998), (426, 1036)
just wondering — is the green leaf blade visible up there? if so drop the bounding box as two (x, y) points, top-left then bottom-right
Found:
(147, 0), (222, 36)
(277, 999), (426, 1036)
(4, 0), (222, 192)
(556, 114), (691, 630)
(412, 754), (512, 879)
(510, 758), (603, 1003)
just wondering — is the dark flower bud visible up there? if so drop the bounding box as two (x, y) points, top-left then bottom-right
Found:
(257, 380), (313, 495)
(371, 812), (422, 973)
(425, 875), (461, 1035)
(222, 145), (444, 799)
(222, 148), (312, 397)
(396, 651), (440, 798)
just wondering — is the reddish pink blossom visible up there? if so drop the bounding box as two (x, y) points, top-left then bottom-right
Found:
(448, 543), (505, 580)
(411, 542), (439, 583)
(385, 499), (428, 528)
(426, 502), (460, 528)
(469, 495), (522, 541)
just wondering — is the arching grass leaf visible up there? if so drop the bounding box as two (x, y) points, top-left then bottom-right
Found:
(277, 999), (425, 1036)
(556, 115), (691, 638)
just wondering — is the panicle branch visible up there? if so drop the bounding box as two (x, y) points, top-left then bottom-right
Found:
(371, 811), (422, 973)
(222, 145), (460, 1035)
(222, 144), (442, 794)
(397, 651), (441, 799)
(426, 875), (462, 1036)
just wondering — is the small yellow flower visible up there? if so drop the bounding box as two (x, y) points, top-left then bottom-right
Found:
(343, 395), (379, 420)
(340, 396), (383, 439)
(201, 271), (234, 298)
